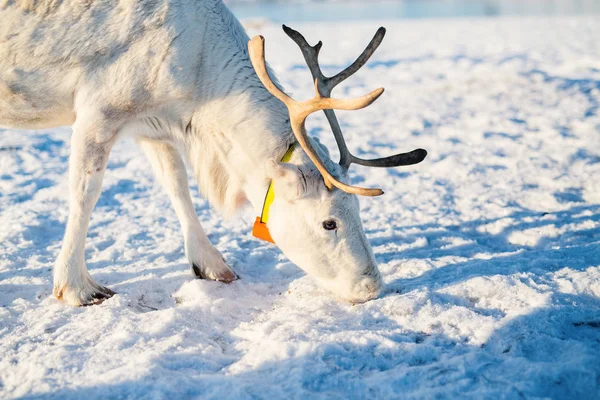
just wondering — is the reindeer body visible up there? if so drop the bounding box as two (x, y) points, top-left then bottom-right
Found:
(0, 0), (291, 205)
(2, 0), (190, 127)
(1, 0), (399, 306)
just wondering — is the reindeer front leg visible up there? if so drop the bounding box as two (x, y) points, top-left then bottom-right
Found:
(138, 139), (237, 282)
(53, 127), (116, 306)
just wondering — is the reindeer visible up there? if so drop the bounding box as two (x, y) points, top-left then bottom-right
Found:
(0, 0), (426, 306)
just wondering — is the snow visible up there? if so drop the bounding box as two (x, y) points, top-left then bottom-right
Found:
(1, 15), (600, 399)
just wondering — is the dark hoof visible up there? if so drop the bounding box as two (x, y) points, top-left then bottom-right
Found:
(192, 263), (239, 283)
(84, 287), (116, 306)
(192, 264), (207, 279)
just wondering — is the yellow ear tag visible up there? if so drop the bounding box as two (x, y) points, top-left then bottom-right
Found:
(252, 143), (297, 244)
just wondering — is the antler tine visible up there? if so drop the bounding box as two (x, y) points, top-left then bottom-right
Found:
(328, 27), (387, 90)
(248, 35), (385, 197)
(352, 148), (428, 167)
(308, 79), (384, 113)
(283, 25), (428, 171)
(282, 25), (325, 85)
(248, 36), (293, 107)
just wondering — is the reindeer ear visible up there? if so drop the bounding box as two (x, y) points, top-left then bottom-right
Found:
(265, 159), (304, 200)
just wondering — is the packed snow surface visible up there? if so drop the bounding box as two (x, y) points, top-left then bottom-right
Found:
(1, 16), (600, 399)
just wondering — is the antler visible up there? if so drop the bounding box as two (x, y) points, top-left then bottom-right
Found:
(282, 25), (427, 171)
(249, 35), (385, 196)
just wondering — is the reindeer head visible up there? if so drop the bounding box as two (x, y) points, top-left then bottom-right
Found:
(248, 26), (427, 303)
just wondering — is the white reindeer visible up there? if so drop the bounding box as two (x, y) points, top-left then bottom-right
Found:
(0, 0), (426, 306)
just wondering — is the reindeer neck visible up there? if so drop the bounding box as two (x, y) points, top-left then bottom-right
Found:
(183, 2), (299, 216)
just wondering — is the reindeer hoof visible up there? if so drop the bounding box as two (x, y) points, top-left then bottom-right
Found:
(192, 263), (238, 283)
(54, 281), (115, 306)
(86, 286), (116, 305)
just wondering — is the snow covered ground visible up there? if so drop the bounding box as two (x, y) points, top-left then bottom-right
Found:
(1, 15), (600, 399)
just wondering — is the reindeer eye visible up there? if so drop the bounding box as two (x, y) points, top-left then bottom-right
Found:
(322, 219), (337, 231)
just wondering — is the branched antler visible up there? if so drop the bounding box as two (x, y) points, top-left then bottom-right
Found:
(249, 35), (384, 196)
(283, 25), (427, 171)
(248, 27), (427, 197)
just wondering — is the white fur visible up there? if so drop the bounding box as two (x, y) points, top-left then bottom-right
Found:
(0, 0), (382, 305)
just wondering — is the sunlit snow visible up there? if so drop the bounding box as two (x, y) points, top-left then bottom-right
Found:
(1, 15), (599, 399)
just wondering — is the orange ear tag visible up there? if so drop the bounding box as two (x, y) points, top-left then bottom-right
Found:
(252, 217), (275, 244)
